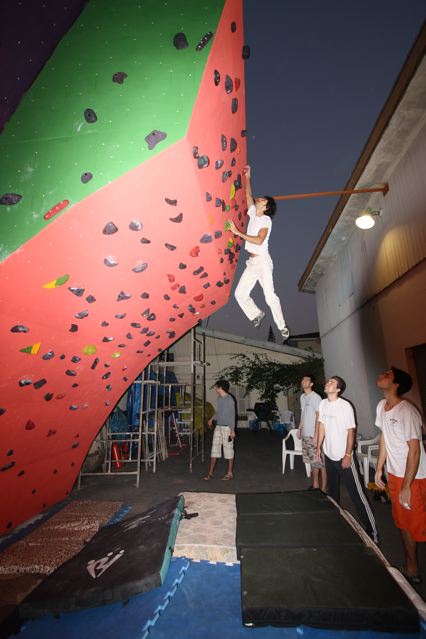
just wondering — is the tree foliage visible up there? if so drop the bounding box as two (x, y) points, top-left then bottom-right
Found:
(217, 353), (325, 415)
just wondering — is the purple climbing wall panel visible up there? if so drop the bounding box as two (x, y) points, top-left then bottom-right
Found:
(0, 0), (246, 533)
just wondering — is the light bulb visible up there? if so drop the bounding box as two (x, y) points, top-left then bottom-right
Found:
(355, 214), (375, 229)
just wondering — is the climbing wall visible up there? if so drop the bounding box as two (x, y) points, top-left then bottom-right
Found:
(0, 0), (247, 533)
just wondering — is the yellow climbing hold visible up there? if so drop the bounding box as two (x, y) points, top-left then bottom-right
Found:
(20, 342), (41, 355)
(229, 183), (236, 200)
(111, 352), (121, 358)
(42, 274), (70, 289)
(227, 238), (234, 248)
(83, 344), (97, 355)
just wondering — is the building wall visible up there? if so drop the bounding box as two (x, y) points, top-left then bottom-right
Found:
(170, 329), (306, 427)
(316, 122), (426, 436)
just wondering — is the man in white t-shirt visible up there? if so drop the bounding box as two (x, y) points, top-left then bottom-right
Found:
(374, 367), (426, 584)
(227, 165), (289, 341)
(297, 374), (326, 491)
(316, 376), (378, 543)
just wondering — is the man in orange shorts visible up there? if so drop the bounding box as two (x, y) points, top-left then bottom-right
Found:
(375, 367), (426, 584)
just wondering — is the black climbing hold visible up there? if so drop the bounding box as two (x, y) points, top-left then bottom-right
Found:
(132, 262), (148, 273)
(104, 256), (119, 267)
(91, 358), (99, 370)
(131, 322), (141, 328)
(129, 219), (143, 231)
(0, 408), (5, 416)
(215, 198), (223, 208)
(165, 198), (177, 206)
(197, 155), (209, 169)
(142, 308), (150, 318)
(0, 193), (22, 205)
(141, 292), (150, 299)
(165, 243), (176, 251)
(147, 313), (156, 321)
(188, 305), (196, 314)
(6, 450), (13, 456)
(214, 69), (220, 86)
(43, 392), (53, 400)
(1, 461), (15, 472)
(147, 330), (156, 337)
(221, 134), (227, 151)
(60, 354), (66, 359)
(178, 286), (187, 294)
(33, 378), (47, 389)
(145, 130), (167, 150)
(203, 282), (211, 289)
(102, 336), (114, 342)
(200, 234), (213, 243)
(164, 294), (171, 300)
(196, 31), (213, 51)
(69, 405), (78, 410)
(72, 442), (80, 449)
(101, 321), (109, 326)
(75, 310), (89, 319)
(216, 281), (224, 287)
(206, 192), (212, 202)
(193, 266), (204, 275)
(231, 158), (236, 167)
(140, 327), (148, 333)
(169, 213), (183, 223)
(11, 325), (29, 333)
(178, 262), (187, 269)
(18, 470), (25, 476)
(143, 340), (151, 347)
(115, 313), (126, 319)
(241, 129), (247, 137)
(242, 45), (250, 59)
(81, 172), (93, 184)
(84, 108), (97, 123)
(117, 291), (131, 301)
(71, 356), (81, 363)
(192, 146), (199, 159)
(102, 222), (118, 235)
(231, 98), (238, 113)
(234, 174), (242, 190)
(169, 317), (175, 322)
(214, 230), (222, 238)
(102, 372), (111, 379)
(86, 295), (96, 303)
(200, 272), (208, 279)
(230, 138), (237, 153)
(173, 32), (188, 50)
(231, 21), (237, 33)
(65, 370), (77, 376)
(140, 237), (151, 244)
(215, 160), (224, 169)
(68, 287), (85, 297)
(222, 171), (229, 183)
(167, 331), (176, 339)
(112, 71), (128, 84)
(225, 75), (233, 94)
(69, 324), (78, 332)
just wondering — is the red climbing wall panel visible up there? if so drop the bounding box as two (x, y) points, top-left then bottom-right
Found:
(0, 0), (246, 533)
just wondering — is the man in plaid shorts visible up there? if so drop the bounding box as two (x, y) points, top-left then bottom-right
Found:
(297, 374), (326, 491)
(203, 379), (236, 481)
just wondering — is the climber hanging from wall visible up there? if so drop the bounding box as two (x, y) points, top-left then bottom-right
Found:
(227, 164), (289, 341)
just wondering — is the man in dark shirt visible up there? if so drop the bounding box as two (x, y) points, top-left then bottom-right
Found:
(204, 379), (236, 481)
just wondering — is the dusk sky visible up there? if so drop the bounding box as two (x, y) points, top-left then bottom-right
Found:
(1, 0), (425, 342)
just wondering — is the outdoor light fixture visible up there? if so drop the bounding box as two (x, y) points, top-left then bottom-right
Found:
(355, 207), (382, 229)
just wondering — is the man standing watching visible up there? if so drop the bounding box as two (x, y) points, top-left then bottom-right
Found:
(297, 374), (326, 491)
(203, 379), (236, 481)
(227, 164), (289, 341)
(375, 367), (426, 584)
(316, 376), (378, 543)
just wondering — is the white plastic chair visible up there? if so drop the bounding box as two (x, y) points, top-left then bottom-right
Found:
(356, 434), (380, 488)
(282, 430), (311, 476)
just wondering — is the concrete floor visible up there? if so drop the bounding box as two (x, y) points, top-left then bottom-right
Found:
(74, 428), (426, 601)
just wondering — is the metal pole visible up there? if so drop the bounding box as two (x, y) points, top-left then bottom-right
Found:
(273, 184), (389, 201)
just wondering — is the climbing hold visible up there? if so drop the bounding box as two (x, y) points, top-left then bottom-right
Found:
(75, 310), (89, 319)
(104, 256), (118, 267)
(234, 174), (242, 190)
(197, 155), (209, 169)
(242, 45), (250, 59)
(102, 336), (114, 342)
(112, 71), (128, 84)
(195, 31), (213, 51)
(84, 108), (97, 123)
(11, 325), (29, 333)
(230, 183), (236, 200)
(167, 274), (175, 282)
(145, 130), (167, 150)
(178, 286), (187, 294)
(192, 146), (199, 159)
(141, 292), (150, 298)
(0, 408), (6, 416)
(102, 222), (119, 235)
(178, 262), (187, 269)
(81, 172), (93, 184)
(115, 313), (126, 319)
(132, 262), (148, 273)
(193, 266), (204, 275)
(43, 199), (69, 220)
(0, 193), (22, 205)
(165, 243), (176, 251)
(230, 138), (237, 153)
(214, 69), (220, 86)
(147, 313), (156, 321)
(140, 237), (151, 244)
(20, 342), (41, 355)
(215, 230), (223, 239)
(231, 22), (237, 33)
(221, 134), (227, 151)
(194, 294), (204, 302)
(129, 219), (143, 231)
(165, 197), (177, 206)
(33, 379), (47, 389)
(68, 287), (85, 297)
(206, 192), (212, 202)
(69, 324), (78, 332)
(71, 356), (81, 363)
(231, 98), (238, 113)
(25, 420), (36, 430)
(235, 77), (241, 91)
(203, 282), (211, 289)
(241, 129), (247, 137)
(43, 274), (70, 289)
(42, 350), (54, 360)
(164, 294), (171, 301)
(200, 234), (213, 243)
(190, 246), (200, 257)
(215, 160), (224, 169)
(169, 213), (183, 223)
(117, 291), (131, 301)
(216, 281), (224, 287)
(222, 171), (229, 183)
(91, 357), (100, 369)
(83, 344), (96, 355)
(225, 75), (233, 94)
(86, 295), (96, 303)
(215, 198), (223, 208)
(173, 32), (189, 49)
(65, 370), (77, 377)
